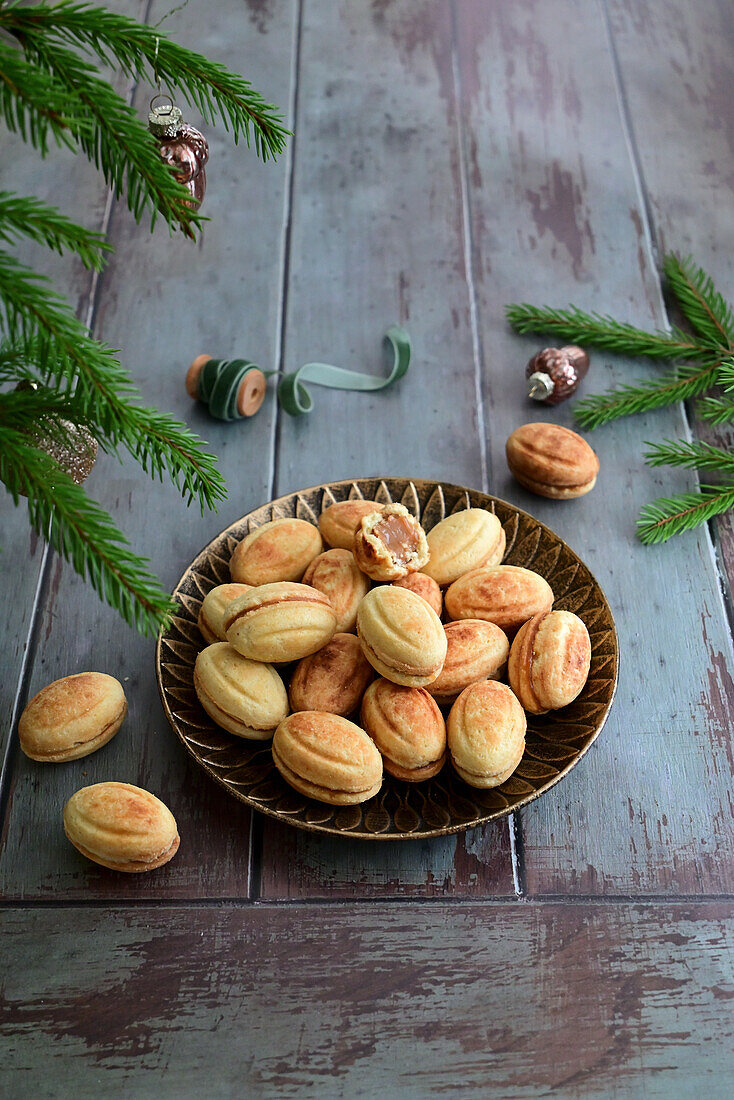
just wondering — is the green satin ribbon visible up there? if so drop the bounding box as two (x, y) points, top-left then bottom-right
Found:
(196, 326), (411, 421)
(277, 325), (411, 416)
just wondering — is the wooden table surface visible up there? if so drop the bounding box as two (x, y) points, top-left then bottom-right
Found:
(2, 1), (733, 1095)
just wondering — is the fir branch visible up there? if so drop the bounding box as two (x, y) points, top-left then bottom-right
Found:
(0, 190), (109, 269)
(0, 249), (227, 511)
(637, 484), (734, 545)
(11, 35), (201, 234)
(0, 429), (176, 634)
(505, 302), (702, 361)
(1, 0), (289, 160)
(643, 438), (734, 477)
(663, 253), (734, 350)
(0, 38), (81, 153)
(0, 386), (91, 434)
(697, 396), (734, 426)
(573, 358), (721, 430)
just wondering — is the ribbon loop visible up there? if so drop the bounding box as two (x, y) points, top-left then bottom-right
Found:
(277, 325), (411, 417)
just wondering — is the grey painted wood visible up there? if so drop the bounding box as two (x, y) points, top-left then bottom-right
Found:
(0, 0), (146, 780)
(0, 0), (298, 899)
(605, 0), (734, 592)
(1, 902), (732, 1098)
(258, 0), (513, 897)
(454, 0), (734, 895)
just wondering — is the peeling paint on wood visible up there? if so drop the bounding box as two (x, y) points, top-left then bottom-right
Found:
(1, 904), (732, 1096)
(258, 818), (514, 899)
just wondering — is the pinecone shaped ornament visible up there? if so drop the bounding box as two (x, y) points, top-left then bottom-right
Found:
(526, 345), (590, 405)
(148, 95), (208, 207)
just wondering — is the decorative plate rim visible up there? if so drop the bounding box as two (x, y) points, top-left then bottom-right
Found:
(155, 477), (619, 840)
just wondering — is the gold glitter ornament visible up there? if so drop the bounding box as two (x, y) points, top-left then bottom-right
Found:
(17, 382), (98, 489)
(32, 419), (98, 486)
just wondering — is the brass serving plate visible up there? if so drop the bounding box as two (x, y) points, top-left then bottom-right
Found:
(156, 478), (618, 839)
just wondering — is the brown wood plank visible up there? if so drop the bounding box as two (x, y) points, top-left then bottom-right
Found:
(258, 0), (513, 897)
(0, 0), (147, 784)
(0, 0), (297, 900)
(606, 1), (734, 589)
(1, 902), (731, 1096)
(454, 0), (734, 894)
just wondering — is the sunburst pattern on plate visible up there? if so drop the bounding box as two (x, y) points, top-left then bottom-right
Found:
(155, 478), (618, 839)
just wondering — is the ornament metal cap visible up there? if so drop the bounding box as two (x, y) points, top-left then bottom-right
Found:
(527, 371), (555, 401)
(148, 94), (182, 138)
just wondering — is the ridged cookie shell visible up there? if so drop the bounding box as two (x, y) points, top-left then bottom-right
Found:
(273, 712), (383, 795)
(63, 782), (179, 872)
(423, 509), (505, 586)
(230, 518), (322, 585)
(361, 678), (446, 773)
(194, 642), (288, 736)
(19, 672), (126, 763)
(447, 680), (526, 785)
(357, 586), (447, 683)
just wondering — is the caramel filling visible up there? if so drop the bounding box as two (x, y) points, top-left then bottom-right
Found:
(373, 512), (421, 565)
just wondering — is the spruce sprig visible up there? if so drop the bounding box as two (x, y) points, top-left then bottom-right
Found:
(637, 486), (734, 545)
(0, 190), (110, 268)
(697, 397), (734, 426)
(507, 253), (734, 544)
(505, 303), (702, 361)
(0, 3), (287, 631)
(0, 251), (226, 511)
(644, 439), (734, 476)
(662, 253), (734, 350)
(14, 34), (202, 234)
(573, 357), (723, 430)
(0, 431), (177, 635)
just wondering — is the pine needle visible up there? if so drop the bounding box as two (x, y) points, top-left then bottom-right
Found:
(638, 485), (734, 544)
(0, 190), (110, 269)
(0, 430), (176, 634)
(697, 396), (734, 426)
(643, 438), (734, 476)
(664, 253), (734, 350)
(573, 359), (721, 429)
(505, 302), (702, 360)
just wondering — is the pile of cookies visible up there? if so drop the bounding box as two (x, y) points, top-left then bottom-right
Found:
(193, 499), (593, 806)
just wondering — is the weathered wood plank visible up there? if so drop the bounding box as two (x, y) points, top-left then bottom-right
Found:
(0, 0), (147, 790)
(258, 819), (513, 899)
(258, 0), (513, 897)
(454, 0), (734, 894)
(1, 902), (731, 1097)
(0, 0), (297, 899)
(606, 1), (734, 590)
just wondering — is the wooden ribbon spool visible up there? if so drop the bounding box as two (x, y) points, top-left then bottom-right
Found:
(186, 355), (267, 420)
(185, 327), (411, 421)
